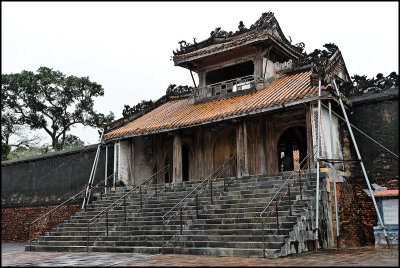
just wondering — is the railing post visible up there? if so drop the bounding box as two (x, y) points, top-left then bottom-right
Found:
(180, 207), (183, 235)
(106, 211), (109, 236)
(196, 195), (199, 218)
(224, 177), (226, 191)
(154, 177), (157, 197)
(210, 179), (213, 204)
(262, 220), (265, 258)
(140, 185), (143, 212)
(275, 201), (279, 234)
(162, 224), (165, 254)
(86, 225), (89, 252)
(68, 203), (71, 223)
(124, 196), (126, 222)
(100, 184), (103, 200)
(29, 224), (32, 251)
(288, 184), (292, 216)
(299, 169), (303, 201)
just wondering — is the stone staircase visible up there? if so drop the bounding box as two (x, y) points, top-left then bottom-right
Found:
(26, 172), (326, 258)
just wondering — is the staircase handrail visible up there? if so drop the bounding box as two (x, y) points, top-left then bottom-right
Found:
(162, 155), (236, 225)
(85, 165), (170, 251)
(161, 155), (237, 253)
(88, 164), (170, 227)
(260, 154), (312, 258)
(259, 153), (311, 219)
(28, 176), (110, 250)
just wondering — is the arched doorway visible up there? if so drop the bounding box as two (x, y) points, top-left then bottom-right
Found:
(277, 126), (307, 172)
(213, 128), (237, 177)
(164, 147), (173, 184)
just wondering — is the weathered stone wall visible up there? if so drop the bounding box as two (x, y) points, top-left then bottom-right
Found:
(1, 144), (114, 208)
(347, 88), (399, 180)
(334, 88), (399, 248)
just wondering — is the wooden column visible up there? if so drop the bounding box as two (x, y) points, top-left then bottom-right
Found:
(305, 103), (315, 168)
(243, 121), (249, 176)
(204, 129), (214, 177)
(259, 117), (267, 174)
(128, 138), (135, 185)
(173, 133), (182, 184)
(155, 136), (164, 184)
(195, 127), (205, 179)
(266, 118), (277, 173)
(236, 120), (249, 178)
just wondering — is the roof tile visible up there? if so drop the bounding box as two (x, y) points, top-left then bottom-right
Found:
(104, 71), (321, 141)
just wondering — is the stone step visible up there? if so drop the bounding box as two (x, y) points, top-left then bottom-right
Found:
(162, 246), (273, 258)
(173, 234), (287, 243)
(188, 222), (295, 231)
(181, 228), (292, 236)
(89, 246), (161, 254)
(168, 240), (278, 249)
(25, 245), (87, 252)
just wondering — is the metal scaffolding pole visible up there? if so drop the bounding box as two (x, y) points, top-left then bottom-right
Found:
(331, 78), (391, 248)
(105, 145), (108, 195)
(314, 77), (322, 252)
(81, 129), (104, 209)
(328, 101), (340, 248)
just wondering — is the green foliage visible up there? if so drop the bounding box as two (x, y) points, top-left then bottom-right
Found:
(7, 145), (52, 160)
(1, 67), (114, 150)
(1, 142), (11, 161)
(57, 134), (85, 150)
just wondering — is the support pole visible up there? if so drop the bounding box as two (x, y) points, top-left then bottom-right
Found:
(262, 221), (265, 258)
(82, 129), (104, 209)
(314, 77), (322, 252)
(331, 78), (390, 248)
(328, 101), (340, 248)
(105, 145), (108, 194)
(190, 70), (197, 88)
(87, 143), (102, 205)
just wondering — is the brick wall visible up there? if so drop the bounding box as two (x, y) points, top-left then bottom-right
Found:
(1, 204), (80, 242)
(332, 89), (399, 248)
(332, 179), (398, 248)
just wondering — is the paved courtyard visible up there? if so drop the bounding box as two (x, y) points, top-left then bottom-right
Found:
(1, 243), (398, 266)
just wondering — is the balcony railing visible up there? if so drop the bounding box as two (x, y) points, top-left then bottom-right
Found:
(194, 75), (255, 102)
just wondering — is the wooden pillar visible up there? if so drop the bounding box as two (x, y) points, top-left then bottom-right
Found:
(128, 138), (135, 185)
(243, 121), (249, 176)
(266, 118), (277, 173)
(155, 135), (164, 184)
(195, 127), (205, 179)
(236, 120), (249, 178)
(173, 133), (182, 184)
(259, 117), (267, 174)
(204, 129), (214, 177)
(305, 103), (315, 169)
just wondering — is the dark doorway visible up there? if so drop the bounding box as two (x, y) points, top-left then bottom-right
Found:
(182, 145), (189, 182)
(206, 61), (254, 85)
(164, 147), (173, 184)
(277, 126), (307, 172)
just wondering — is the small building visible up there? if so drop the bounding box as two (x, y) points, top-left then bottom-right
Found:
(103, 12), (349, 186)
(373, 190), (399, 248)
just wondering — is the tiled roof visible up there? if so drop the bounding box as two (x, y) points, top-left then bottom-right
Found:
(173, 29), (301, 65)
(104, 71), (322, 141)
(374, 190), (398, 197)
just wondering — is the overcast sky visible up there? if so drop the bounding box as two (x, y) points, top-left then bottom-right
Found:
(2, 2), (398, 146)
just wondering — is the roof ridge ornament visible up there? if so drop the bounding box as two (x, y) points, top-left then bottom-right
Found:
(173, 11), (282, 56)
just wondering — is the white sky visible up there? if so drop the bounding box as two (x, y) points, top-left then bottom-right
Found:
(2, 2), (399, 145)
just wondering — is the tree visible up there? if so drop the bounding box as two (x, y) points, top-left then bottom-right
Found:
(58, 134), (85, 150)
(1, 67), (114, 151)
